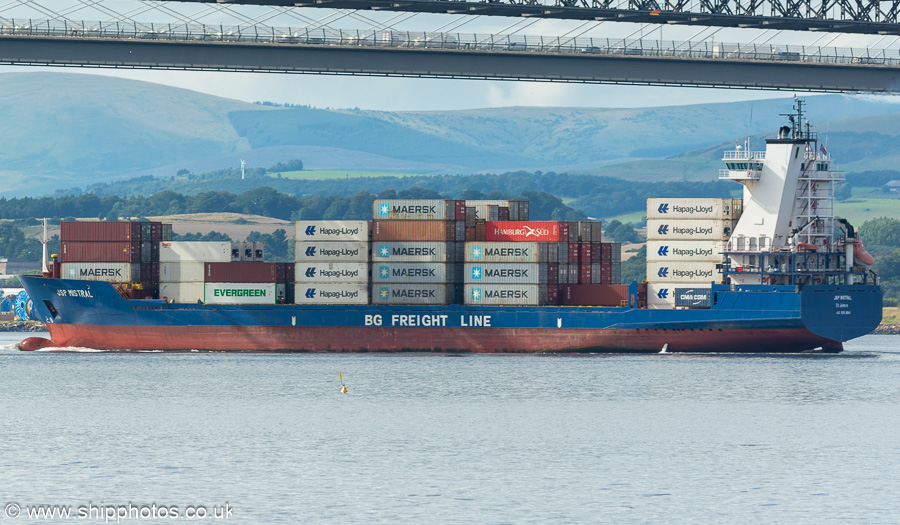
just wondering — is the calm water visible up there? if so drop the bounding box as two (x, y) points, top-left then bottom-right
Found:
(1, 333), (899, 524)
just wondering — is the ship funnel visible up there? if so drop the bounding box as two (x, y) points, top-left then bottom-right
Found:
(778, 126), (791, 139)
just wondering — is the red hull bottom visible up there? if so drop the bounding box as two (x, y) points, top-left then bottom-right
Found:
(44, 324), (843, 353)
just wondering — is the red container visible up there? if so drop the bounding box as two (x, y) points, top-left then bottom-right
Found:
(601, 243), (613, 265)
(60, 241), (140, 262)
(568, 243), (580, 263)
(498, 207), (510, 221)
(580, 242), (592, 263)
(485, 221), (560, 242)
(465, 227), (476, 242)
(372, 221), (454, 241)
(204, 262), (277, 283)
(475, 222), (486, 241)
(559, 222), (569, 241)
(150, 222), (163, 242)
(454, 200), (467, 221)
(600, 264), (612, 284)
(546, 285), (561, 306)
(60, 221), (141, 242)
(562, 284), (629, 306)
(547, 263), (559, 284)
(579, 264), (592, 284)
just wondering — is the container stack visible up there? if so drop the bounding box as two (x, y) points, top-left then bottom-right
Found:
(158, 241), (232, 303)
(294, 220), (370, 305)
(59, 221), (168, 299)
(555, 221), (627, 306)
(645, 198), (742, 309)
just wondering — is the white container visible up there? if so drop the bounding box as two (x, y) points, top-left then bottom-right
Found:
(464, 284), (541, 305)
(464, 242), (540, 263)
(294, 241), (369, 262)
(159, 241), (232, 263)
(372, 284), (454, 305)
(204, 282), (277, 304)
(295, 262), (368, 283)
(159, 282), (205, 304)
(647, 283), (711, 309)
(646, 261), (720, 283)
(372, 242), (450, 262)
(61, 262), (136, 283)
(372, 199), (451, 220)
(464, 263), (542, 284)
(646, 219), (737, 241)
(294, 221), (369, 241)
(646, 241), (726, 262)
(371, 263), (456, 283)
(465, 200), (509, 220)
(159, 262), (206, 283)
(647, 198), (741, 220)
(293, 283), (369, 304)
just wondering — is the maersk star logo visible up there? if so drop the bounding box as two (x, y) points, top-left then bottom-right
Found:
(66, 268), (77, 278)
(379, 203), (390, 216)
(471, 266), (482, 279)
(471, 287), (482, 301)
(379, 266), (390, 278)
(470, 246), (482, 259)
(379, 245), (390, 257)
(379, 287), (389, 299)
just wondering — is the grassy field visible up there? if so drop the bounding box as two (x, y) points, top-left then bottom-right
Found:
(883, 307), (900, 324)
(269, 170), (429, 180)
(835, 187), (900, 225)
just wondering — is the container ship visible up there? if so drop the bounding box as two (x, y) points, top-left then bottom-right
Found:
(17, 102), (883, 353)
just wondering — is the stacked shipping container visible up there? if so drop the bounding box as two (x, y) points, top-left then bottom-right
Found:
(294, 221), (370, 304)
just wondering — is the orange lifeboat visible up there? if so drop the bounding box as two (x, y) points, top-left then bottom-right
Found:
(797, 242), (819, 252)
(853, 239), (875, 266)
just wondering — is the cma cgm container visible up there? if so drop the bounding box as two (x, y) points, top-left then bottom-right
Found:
(464, 242), (540, 263)
(61, 241), (140, 263)
(484, 221), (560, 242)
(464, 263), (544, 284)
(647, 198), (742, 219)
(294, 221), (369, 241)
(204, 283), (277, 304)
(294, 241), (369, 262)
(205, 262), (278, 283)
(372, 221), (455, 242)
(373, 199), (452, 220)
(294, 283), (369, 305)
(159, 241), (232, 263)
(646, 219), (737, 241)
(160, 262), (206, 283)
(646, 240), (726, 262)
(295, 262), (368, 283)
(674, 287), (713, 308)
(372, 284), (455, 305)
(646, 261), (719, 283)
(647, 283), (711, 309)
(372, 242), (452, 262)
(371, 263), (458, 283)
(60, 221), (142, 242)
(464, 284), (543, 305)
(60, 262), (138, 283)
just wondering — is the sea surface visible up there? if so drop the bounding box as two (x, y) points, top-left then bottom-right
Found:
(1, 333), (899, 524)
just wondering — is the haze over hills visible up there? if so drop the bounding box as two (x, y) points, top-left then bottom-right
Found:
(4, 71), (900, 197)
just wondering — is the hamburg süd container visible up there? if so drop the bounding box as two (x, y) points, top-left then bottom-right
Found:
(60, 241), (140, 263)
(372, 220), (455, 242)
(294, 221), (369, 241)
(464, 284), (543, 305)
(295, 262), (369, 283)
(484, 221), (561, 242)
(372, 199), (452, 220)
(371, 262), (458, 283)
(464, 263), (544, 284)
(294, 283), (369, 304)
(294, 241), (369, 262)
(647, 198), (742, 220)
(159, 241), (232, 263)
(646, 240), (726, 262)
(60, 221), (141, 242)
(371, 284), (455, 305)
(646, 219), (737, 241)
(372, 242), (451, 262)
(204, 282), (277, 304)
(464, 242), (540, 263)
(205, 262), (278, 283)
(646, 261), (720, 283)
(60, 262), (138, 283)
(160, 262), (206, 283)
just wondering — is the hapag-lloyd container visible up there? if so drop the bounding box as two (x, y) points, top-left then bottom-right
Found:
(295, 262), (368, 283)
(372, 242), (451, 262)
(371, 263), (458, 283)
(294, 283), (369, 304)
(646, 219), (737, 241)
(372, 221), (455, 242)
(60, 262), (138, 283)
(294, 241), (369, 262)
(159, 241), (232, 263)
(293, 221), (369, 241)
(60, 221), (142, 242)
(160, 262), (206, 282)
(647, 198), (743, 220)
(484, 221), (561, 242)
(372, 199), (452, 220)
(464, 263), (545, 284)
(464, 242), (540, 263)
(646, 261), (720, 283)
(371, 283), (455, 305)
(60, 241), (140, 263)
(159, 282), (205, 303)
(204, 282), (277, 304)
(646, 240), (726, 262)
(464, 284), (543, 305)
(205, 262), (278, 283)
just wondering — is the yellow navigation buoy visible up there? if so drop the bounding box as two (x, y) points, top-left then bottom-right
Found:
(339, 371), (347, 393)
(341, 384), (348, 394)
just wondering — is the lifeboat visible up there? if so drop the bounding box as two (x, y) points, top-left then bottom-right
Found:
(853, 239), (875, 266)
(797, 242), (819, 252)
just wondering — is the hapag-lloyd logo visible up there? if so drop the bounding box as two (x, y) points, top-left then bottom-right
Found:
(491, 225), (550, 238)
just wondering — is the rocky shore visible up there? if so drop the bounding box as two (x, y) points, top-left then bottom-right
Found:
(0, 322), (46, 332)
(874, 324), (900, 335)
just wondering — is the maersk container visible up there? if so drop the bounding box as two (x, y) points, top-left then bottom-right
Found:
(484, 221), (561, 242)
(204, 282), (277, 305)
(294, 220), (369, 241)
(372, 220), (455, 242)
(61, 262), (138, 283)
(464, 284), (542, 305)
(60, 241), (140, 263)
(371, 262), (456, 283)
(295, 262), (368, 283)
(372, 199), (451, 220)
(372, 283), (454, 305)
(295, 241), (369, 262)
(372, 242), (450, 262)
(647, 198), (741, 220)
(159, 241), (232, 263)
(646, 261), (720, 283)
(464, 242), (540, 263)
(60, 221), (141, 242)
(159, 282), (205, 304)
(646, 240), (726, 262)
(646, 219), (737, 241)
(160, 262), (206, 283)
(674, 287), (713, 308)
(205, 262), (278, 283)
(464, 263), (543, 284)
(294, 283), (369, 304)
